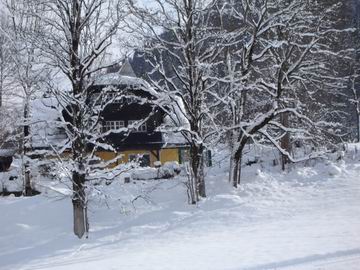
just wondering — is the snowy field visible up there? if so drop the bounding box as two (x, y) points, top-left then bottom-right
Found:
(1, 150), (360, 270)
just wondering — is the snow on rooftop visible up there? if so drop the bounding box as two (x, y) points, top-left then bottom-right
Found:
(93, 73), (147, 87)
(119, 58), (136, 77)
(162, 131), (188, 147)
(30, 97), (67, 149)
(0, 149), (16, 157)
(93, 59), (145, 88)
(160, 115), (189, 147)
(162, 95), (191, 132)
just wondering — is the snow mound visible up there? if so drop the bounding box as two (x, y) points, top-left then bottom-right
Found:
(131, 162), (181, 180)
(326, 163), (343, 176)
(1, 148), (360, 270)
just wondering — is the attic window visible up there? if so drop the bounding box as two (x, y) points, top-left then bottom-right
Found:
(102, 120), (125, 133)
(128, 120), (147, 133)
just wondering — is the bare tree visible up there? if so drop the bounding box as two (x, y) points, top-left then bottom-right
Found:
(348, 3), (360, 143)
(127, 0), (227, 201)
(0, 14), (16, 150)
(219, 0), (351, 187)
(1, 0), (51, 195)
(23, 0), (126, 238)
(0, 15), (13, 109)
(350, 71), (360, 142)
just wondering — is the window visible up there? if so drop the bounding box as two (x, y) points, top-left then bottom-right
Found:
(129, 153), (151, 167)
(102, 120), (125, 133)
(128, 120), (147, 133)
(126, 96), (138, 104)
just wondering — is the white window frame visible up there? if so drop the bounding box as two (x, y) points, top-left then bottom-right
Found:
(126, 96), (138, 104)
(128, 120), (147, 133)
(102, 120), (125, 133)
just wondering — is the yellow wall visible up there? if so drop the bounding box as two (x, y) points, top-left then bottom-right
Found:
(121, 149), (157, 166)
(160, 148), (179, 164)
(96, 151), (120, 167)
(96, 148), (180, 167)
(96, 150), (157, 167)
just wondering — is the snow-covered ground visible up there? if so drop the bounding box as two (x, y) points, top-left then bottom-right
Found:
(1, 148), (360, 270)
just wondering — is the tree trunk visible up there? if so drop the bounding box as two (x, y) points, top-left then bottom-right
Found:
(280, 112), (291, 171)
(228, 156), (233, 183)
(185, 162), (197, 204)
(23, 101), (32, 196)
(356, 105), (360, 143)
(0, 35), (4, 108)
(231, 151), (243, 188)
(231, 136), (248, 188)
(190, 144), (206, 199)
(24, 169), (32, 196)
(72, 171), (88, 239)
(358, 115), (360, 143)
(71, 107), (89, 238)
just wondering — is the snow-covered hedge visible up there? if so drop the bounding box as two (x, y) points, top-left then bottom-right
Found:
(131, 162), (181, 180)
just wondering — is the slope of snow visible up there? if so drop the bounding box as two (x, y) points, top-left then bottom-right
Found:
(0, 151), (360, 270)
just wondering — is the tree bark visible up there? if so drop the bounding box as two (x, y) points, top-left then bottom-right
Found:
(71, 100), (89, 238)
(228, 156), (233, 183)
(190, 144), (206, 199)
(0, 41), (3, 108)
(69, 1), (88, 237)
(72, 171), (88, 239)
(357, 113), (360, 143)
(231, 146), (244, 188)
(356, 101), (360, 143)
(23, 101), (32, 196)
(280, 112), (291, 171)
(186, 162), (197, 204)
(230, 130), (248, 188)
(24, 170), (32, 196)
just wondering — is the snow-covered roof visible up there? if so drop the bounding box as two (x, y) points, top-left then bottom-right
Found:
(159, 115), (189, 147)
(93, 73), (148, 88)
(0, 149), (16, 157)
(92, 68), (160, 98)
(162, 131), (188, 147)
(166, 95), (191, 131)
(119, 58), (136, 77)
(30, 97), (67, 149)
(93, 59), (147, 88)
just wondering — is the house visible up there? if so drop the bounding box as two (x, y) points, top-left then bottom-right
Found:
(31, 59), (190, 168)
(90, 59), (189, 167)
